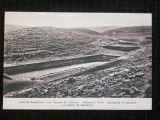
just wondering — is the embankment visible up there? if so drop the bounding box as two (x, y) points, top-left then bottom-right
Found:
(4, 54), (119, 75)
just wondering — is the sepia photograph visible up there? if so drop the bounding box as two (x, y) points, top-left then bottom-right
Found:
(3, 12), (152, 100)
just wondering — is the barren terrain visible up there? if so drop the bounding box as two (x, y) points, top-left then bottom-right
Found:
(3, 25), (152, 98)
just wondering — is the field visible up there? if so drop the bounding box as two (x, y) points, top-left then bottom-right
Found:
(3, 25), (152, 98)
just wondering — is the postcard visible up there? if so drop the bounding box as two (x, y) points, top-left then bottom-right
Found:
(3, 12), (152, 110)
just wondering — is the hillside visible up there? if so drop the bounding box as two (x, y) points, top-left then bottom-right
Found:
(88, 26), (120, 33)
(4, 26), (101, 64)
(71, 28), (100, 35)
(4, 35), (152, 98)
(5, 24), (27, 33)
(101, 26), (152, 36)
(4, 25), (152, 98)
(4, 25), (152, 65)
(71, 26), (151, 36)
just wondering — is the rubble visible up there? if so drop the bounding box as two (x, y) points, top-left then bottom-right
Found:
(67, 77), (76, 84)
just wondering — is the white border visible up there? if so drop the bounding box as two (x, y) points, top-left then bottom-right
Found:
(3, 98), (152, 110)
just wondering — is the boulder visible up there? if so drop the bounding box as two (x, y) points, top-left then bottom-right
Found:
(128, 75), (135, 79)
(122, 79), (130, 82)
(135, 72), (145, 77)
(67, 77), (76, 84)
(129, 86), (140, 94)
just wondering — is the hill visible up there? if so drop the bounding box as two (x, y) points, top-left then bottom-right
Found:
(88, 26), (120, 33)
(71, 28), (100, 35)
(101, 26), (152, 36)
(5, 24), (27, 33)
(4, 25), (152, 65)
(4, 26), (100, 64)
(71, 26), (151, 36)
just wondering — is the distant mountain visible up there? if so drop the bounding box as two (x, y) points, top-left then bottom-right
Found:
(71, 26), (152, 36)
(5, 24), (28, 33)
(101, 26), (152, 35)
(71, 28), (100, 35)
(88, 26), (121, 33)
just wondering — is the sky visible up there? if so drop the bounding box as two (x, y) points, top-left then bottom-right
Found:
(5, 12), (152, 28)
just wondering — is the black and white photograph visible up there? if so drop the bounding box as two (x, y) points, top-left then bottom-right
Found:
(3, 12), (152, 109)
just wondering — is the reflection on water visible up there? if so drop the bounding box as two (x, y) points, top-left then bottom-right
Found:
(10, 62), (106, 80)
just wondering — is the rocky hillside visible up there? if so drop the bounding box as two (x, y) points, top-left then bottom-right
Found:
(4, 26), (102, 64)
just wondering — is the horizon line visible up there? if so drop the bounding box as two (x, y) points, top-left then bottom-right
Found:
(5, 24), (152, 29)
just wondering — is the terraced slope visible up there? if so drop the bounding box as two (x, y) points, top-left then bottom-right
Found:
(4, 26), (101, 64)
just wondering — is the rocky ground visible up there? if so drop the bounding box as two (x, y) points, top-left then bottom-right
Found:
(4, 36), (152, 98)
(3, 25), (152, 98)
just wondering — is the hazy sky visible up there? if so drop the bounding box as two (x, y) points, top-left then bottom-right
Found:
(5, 12), (152, 28)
